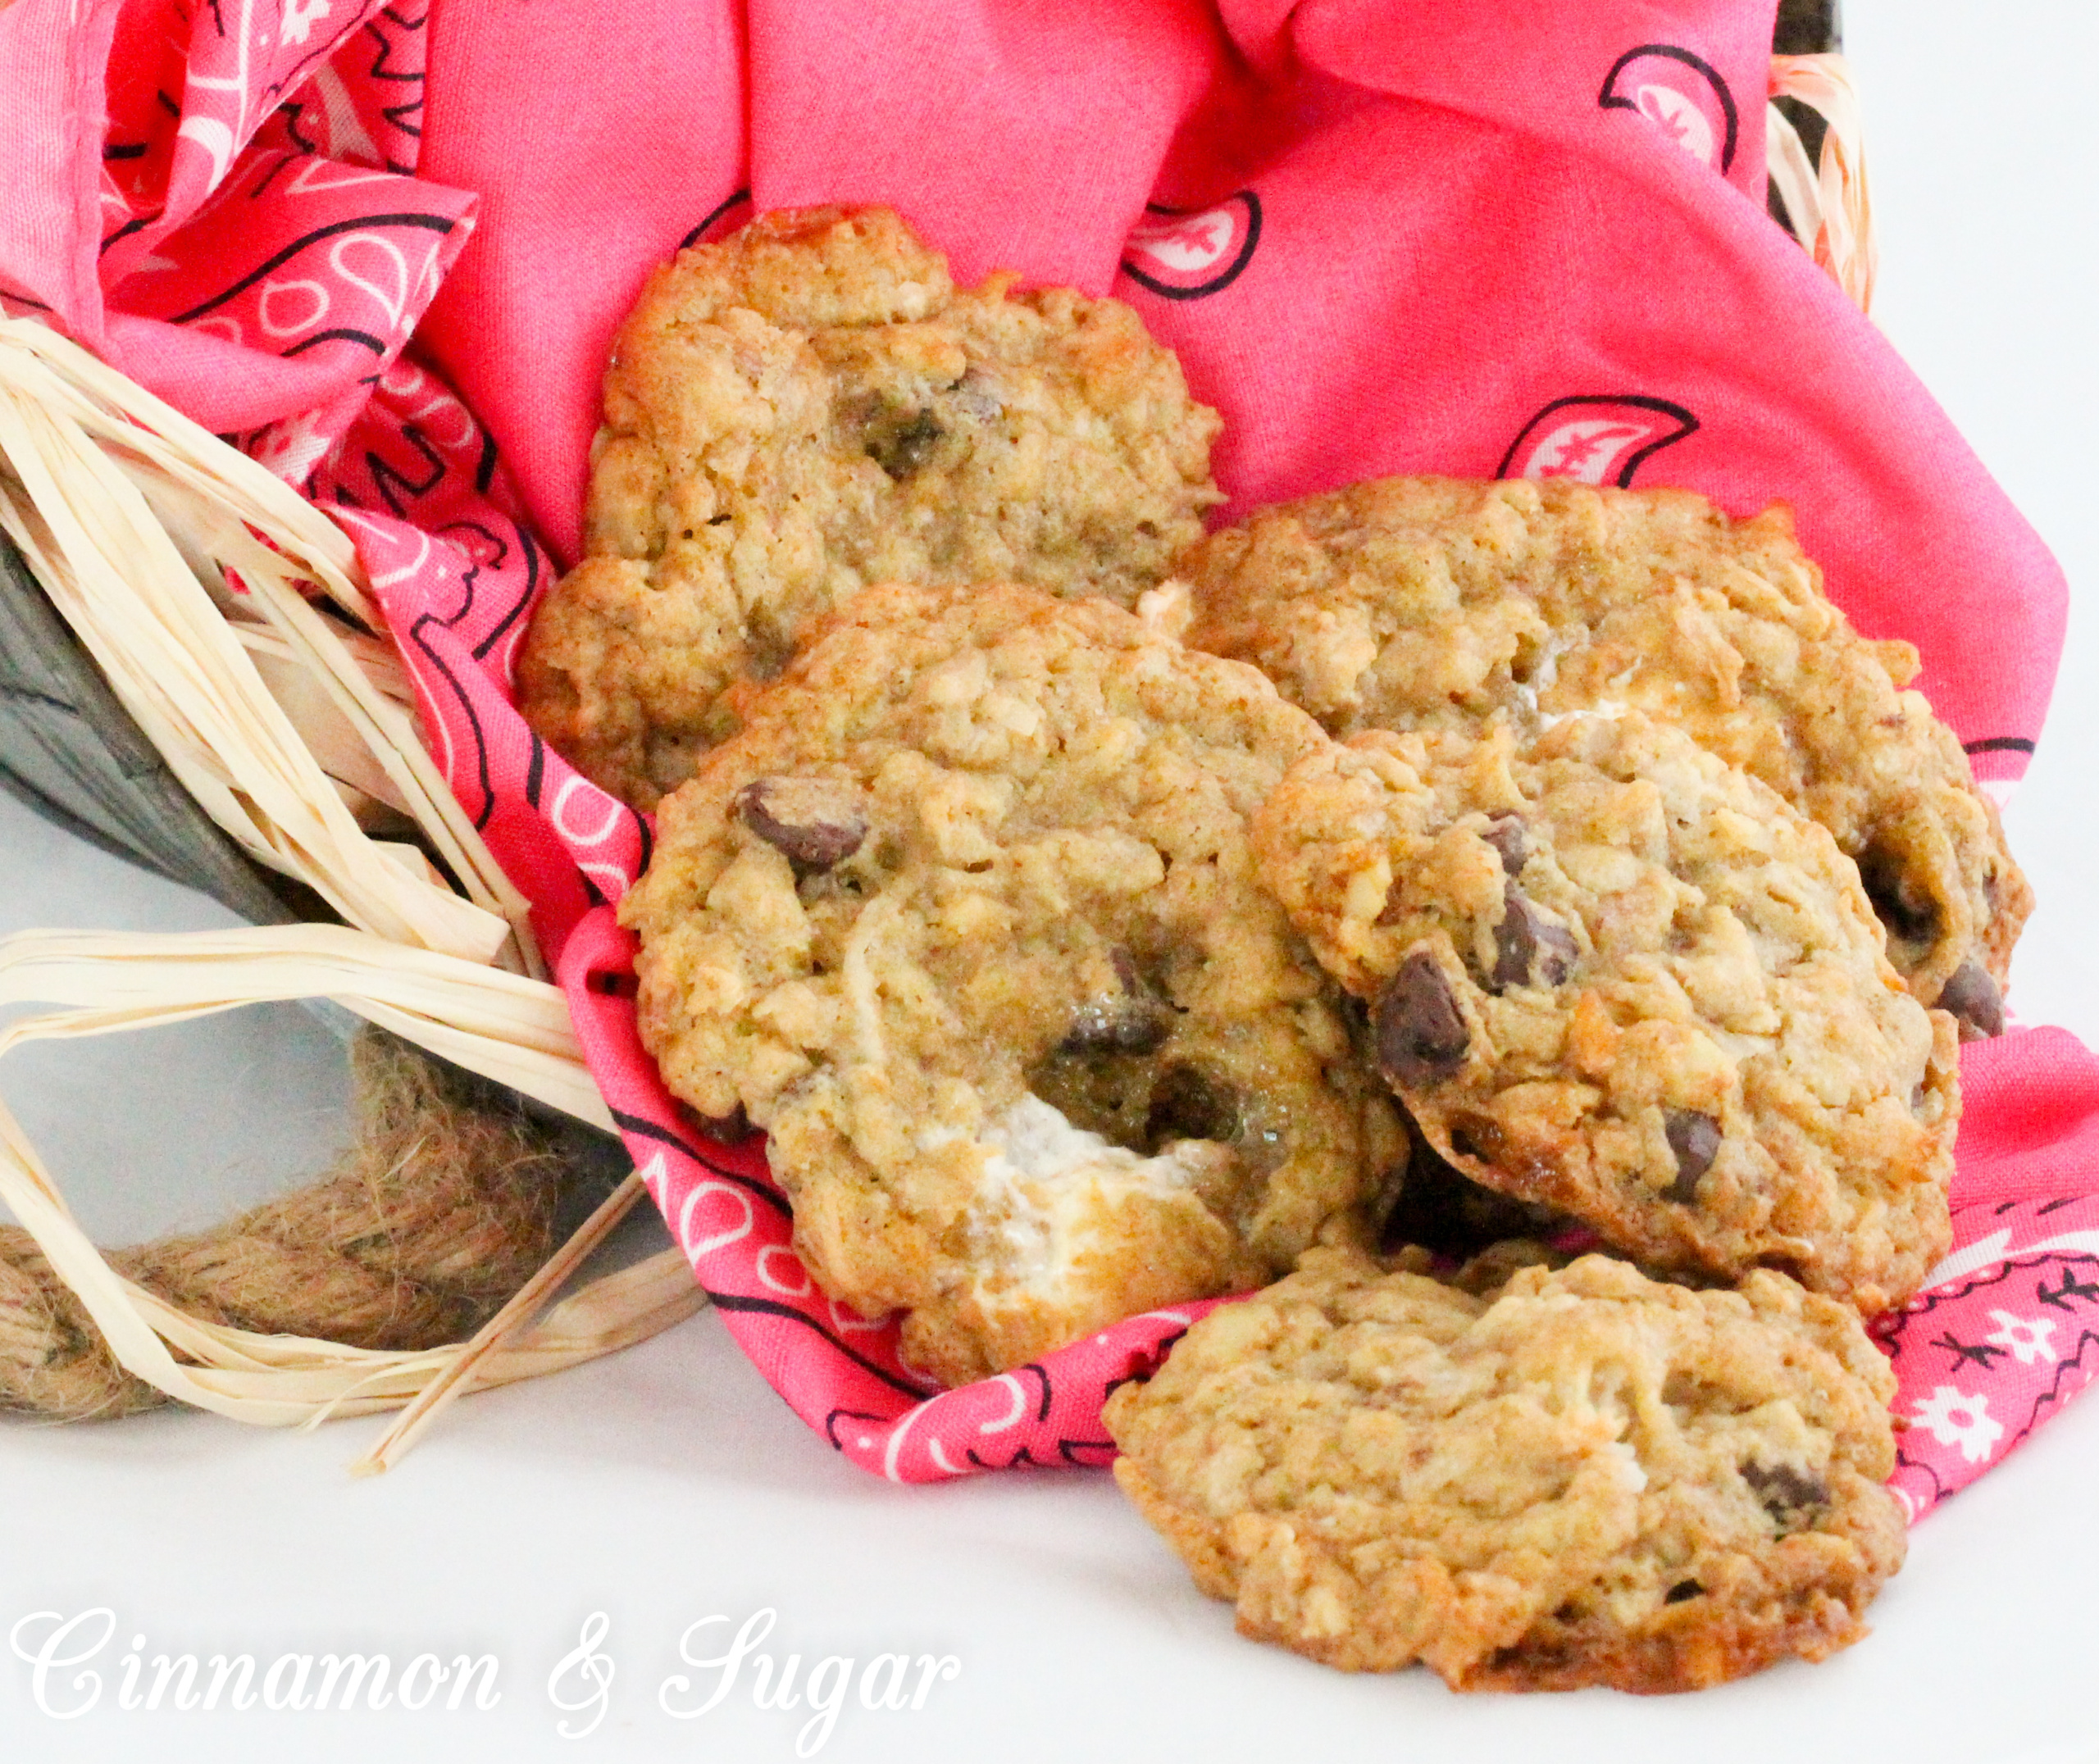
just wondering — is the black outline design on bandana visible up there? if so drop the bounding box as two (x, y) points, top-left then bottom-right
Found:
(166, 211), (457, 324)
(1598, 43), (1739, 174)
(1496, 394), (1700, 486)
(1121, 193), (1262, 301)
(680, 189), (754, 252)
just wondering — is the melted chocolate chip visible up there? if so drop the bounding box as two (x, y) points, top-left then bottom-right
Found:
(1857, 843), (1940, 946)
(1935, 957), (2005, 1042)
(1059, 948), (1172, 1054)
(1381, 1114), (1563, 1257)
(864, 408), (946, 478)
(1482, 815), (1529, 875)
(1145, 1063), (1241, 1148)
(1376, 952), (1469, 1088)
(734, 777), (869, 872)
(1664, 1580), (1705, 1605)
(1663, 1109), (1721, 1204)
(1445, 1109), (1571, 1198)
(1490, 883), (1578, 992)
(1741, 1461), (1829, 1530)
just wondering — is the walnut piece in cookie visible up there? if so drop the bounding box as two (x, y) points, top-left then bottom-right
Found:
(1105, 1247), (1906, 1692)
(1180, 475), (2028, 1020)
(1252, 712), (1958, 1314)
(518, 205), (1223, 808)
(620, 581), (1402, 1387)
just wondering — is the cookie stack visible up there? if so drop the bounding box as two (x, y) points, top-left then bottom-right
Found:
(519, 207), (2027, 1693)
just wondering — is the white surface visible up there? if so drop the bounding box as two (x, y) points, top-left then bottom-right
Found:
(3, 6), (2097, 1760)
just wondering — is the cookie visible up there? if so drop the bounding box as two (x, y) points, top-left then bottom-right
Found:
(520, 205), (1223, 808)
(621, 580), (1403, 1386)
(1180, 475), (2028, 1025)
(1105, 1247), (1906, 1692)
(1252, 712), (1959, 1313)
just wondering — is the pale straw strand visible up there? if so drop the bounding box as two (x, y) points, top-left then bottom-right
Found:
(0, 318), (541, 975)
(1769, 52), (1878, 313)
(0, 925), (705, 1447)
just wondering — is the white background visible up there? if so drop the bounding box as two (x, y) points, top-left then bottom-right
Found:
(2, 4), (2096, 1759)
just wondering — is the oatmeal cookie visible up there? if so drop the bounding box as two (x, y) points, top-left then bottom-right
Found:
(520, 205), (1223, 808)
(1252, 712), (1958, 1313)
(621, 581), (1402, 1386)
(1105, 1247), (1906, 1692)
(1181, 475), (2027, 1025)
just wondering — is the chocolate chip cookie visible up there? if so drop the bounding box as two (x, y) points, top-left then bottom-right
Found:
(621, 580), (1402, 1386)
(1105, 1247), (1906, 1692)
(1252, 712), (1958, 1313)
(519, 205), (1223, 808)
(1181, 475), (2027, 1026)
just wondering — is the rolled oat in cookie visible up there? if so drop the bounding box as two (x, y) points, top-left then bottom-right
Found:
(519, 205), (1223, 808)
(1104, 1247), (1906, 1693)
(621, 581), (1402, 1387)
(1181, 475), (2027, 1020)
(1252, 711), (1959, 1313)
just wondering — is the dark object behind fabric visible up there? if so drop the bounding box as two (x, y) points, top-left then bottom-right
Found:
(1769, 0), (1842, 230)
(0, 528), (294, 926)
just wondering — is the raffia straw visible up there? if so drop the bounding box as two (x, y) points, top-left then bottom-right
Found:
(347, 1170), (653, 1476)
(1764, 97), (1823, 253)
(0, 318), (540, 976)
(2, 1028), (594, 1420)
(0, 924), (707, 1445)
(1769, 52), (1878, 314)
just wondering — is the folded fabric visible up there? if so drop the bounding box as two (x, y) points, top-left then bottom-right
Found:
(0, 0), (2083, 1514)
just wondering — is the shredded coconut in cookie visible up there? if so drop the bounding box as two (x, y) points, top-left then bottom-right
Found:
(518, 205), (1223, 808)
(1253, 711), (1958, 1312)
(623, 581), (1401, 1385)
(1183, 474), (2028, 1016)
(1106, 1248), (1906, 1693)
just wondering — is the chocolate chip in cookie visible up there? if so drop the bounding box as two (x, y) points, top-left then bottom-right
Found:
(1741, 1460), (1832, 1534)
(734, 776), (869, 872)
(1057, 949), (1173, 1054)
(1934, 957), (2004, 1042)
(1482, 814), (1530, 875)
(519, 205), (1223, 810)
(1377, 952), (1469, 1087)
(1490, 882), (1577, 992)
(1106, 1248), (1907, 1691)
(1664, 1109), (1722, 1204)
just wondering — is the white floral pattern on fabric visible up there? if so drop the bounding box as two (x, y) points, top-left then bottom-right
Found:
(1983, 1309), (2059, 1366)
(1912, 1385), (2006, 1465)
(280, 0), (333, 48)
(250, 407), (335, 486)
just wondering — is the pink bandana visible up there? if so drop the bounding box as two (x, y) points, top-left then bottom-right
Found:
(2, 0), (2081, 1514)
